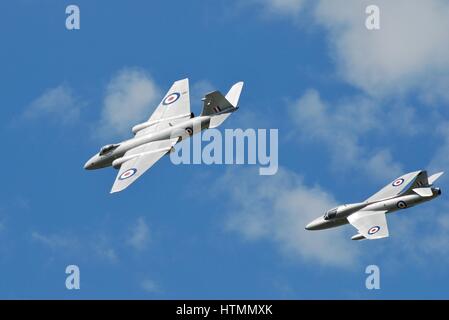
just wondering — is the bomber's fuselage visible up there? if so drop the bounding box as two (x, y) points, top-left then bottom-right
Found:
(305, 189), (441, 231)
(84, 116), (211, 170)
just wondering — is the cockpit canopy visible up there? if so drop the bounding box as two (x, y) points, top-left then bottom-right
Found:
(324, 207), (338, 220)
(99, 144), (119, 156)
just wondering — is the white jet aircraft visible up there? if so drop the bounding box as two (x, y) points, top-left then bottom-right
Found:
(305, 170), (444, 240)
(84, 78), (243, 193)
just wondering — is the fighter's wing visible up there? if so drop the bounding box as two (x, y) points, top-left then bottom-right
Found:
(135, 78), (191, 137)
(365, 170), (422, 202)
(110, 138), (178, 193)
(347, 211), (389, 240)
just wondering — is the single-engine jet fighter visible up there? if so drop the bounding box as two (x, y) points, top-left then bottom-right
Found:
(305, 170), (444, 240)
(84, 78), (243, 193)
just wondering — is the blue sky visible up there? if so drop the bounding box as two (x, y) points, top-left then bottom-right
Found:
(1, 0), (449, 299)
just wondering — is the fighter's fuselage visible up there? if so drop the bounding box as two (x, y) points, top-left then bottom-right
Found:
(305, 189), (441, 231)
(84, 115), (212, 170)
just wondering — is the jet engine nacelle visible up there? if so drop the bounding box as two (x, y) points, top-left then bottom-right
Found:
(112, 146), (174, 169)
(132, 122), (155, 135)
(112, 154), (140, 169)
(132, 113), (194, 135)
(324, 202), (367, 220)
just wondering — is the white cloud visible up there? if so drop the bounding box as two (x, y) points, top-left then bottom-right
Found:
(289, 89), (403, 181)
(247, 0), (449, 102)
(24, 84), (82, 123)
(218, 167), (359, 268)
(314, 0), (449, 101)
(126, 217), (150, 251)
(97, 68), (161, 139)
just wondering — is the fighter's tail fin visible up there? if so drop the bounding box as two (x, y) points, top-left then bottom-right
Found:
(428, 171), (444, 185)
(201, 82), (243, 128)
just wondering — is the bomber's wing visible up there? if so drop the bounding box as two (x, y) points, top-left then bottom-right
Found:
(365, 170), (422, 202)
(347, 211), (389, 240)
(136, 78), (191, 137)
(110, 138), (178, 193)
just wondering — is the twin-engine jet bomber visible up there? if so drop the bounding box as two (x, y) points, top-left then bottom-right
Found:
(84, 78), (244, 193)
(305, 170), (444, 240)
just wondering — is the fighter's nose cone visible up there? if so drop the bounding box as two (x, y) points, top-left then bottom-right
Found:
(305, 217), (325, 230)
(305, 220), (318, 230)
(84, 159), (94, 170)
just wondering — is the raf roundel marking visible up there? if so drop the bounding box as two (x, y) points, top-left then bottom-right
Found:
(119, 168), (137, 180)
(368, 226), (381, 235)
(162, 92), (180, 105)
(392, 178), (404, 187)
(397, 200), (407, 209)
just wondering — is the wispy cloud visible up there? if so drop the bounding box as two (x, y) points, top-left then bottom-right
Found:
(252, 0), (306, 17)
(31, 231), (80, 250)
(23, 84), (83, 123)
(217, 167), (359, 268)
(141, 278), (160, 293)
(96, 68), (161, 140)
(126, 217), (150, 251)
(31, 230), (118, 263)
(190, 80), (215, 112)
(288, 89), (403, 181)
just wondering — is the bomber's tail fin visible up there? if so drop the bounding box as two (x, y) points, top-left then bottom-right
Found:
(201, 82), (244, 128)
(225, 81), (244, 108)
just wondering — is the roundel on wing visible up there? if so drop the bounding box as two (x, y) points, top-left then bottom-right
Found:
(392, 178), (404, 187)
(368, 226), (380, 235)
(163, 92), (180, 105)
(119, 168), (137, 180)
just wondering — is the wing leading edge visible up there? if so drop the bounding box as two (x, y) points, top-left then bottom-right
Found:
(110, 138), (178, 193)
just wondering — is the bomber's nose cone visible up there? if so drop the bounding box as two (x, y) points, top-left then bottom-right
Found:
(84, 155), (98, 170)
